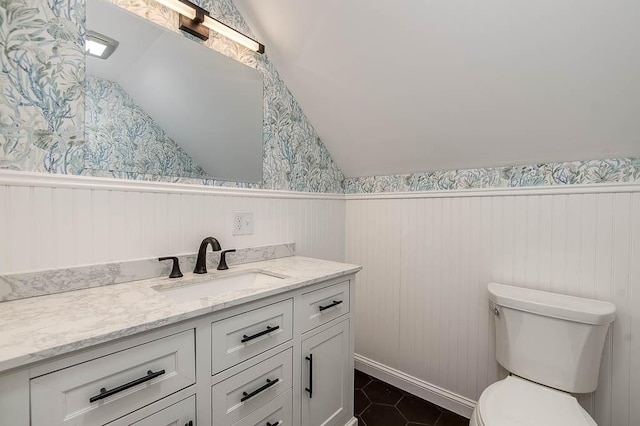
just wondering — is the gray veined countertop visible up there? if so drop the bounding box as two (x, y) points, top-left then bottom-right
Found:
(0, 256), (361, 373)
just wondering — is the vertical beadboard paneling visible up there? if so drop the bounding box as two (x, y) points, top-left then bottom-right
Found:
(594, 193), (614, 425)
(155, 192), (170, 256)
(107, 190), (126, 262)
(91, 189), (110, 263)
(72, 189), (93, 266)
(580, 194), (598, 299)
(124, 191), (142, 260)
(565, 194), (583, 296)
(629, 193), (640, 425)
(537, 195), (553, 292)
(346, 188), (640, 426)
(8, 186), (31, 272)
(550, 194), (568, 294)
(0, 186), (6, 272)
(476, 196), (492, 396)
(466, 197), (480, 398)
(32, 187), (55, 270)
(53, 188), (74, 268)
(610, 193), (632, 426)
(0, 182), (345, 273)
(139, 192), (157, 258)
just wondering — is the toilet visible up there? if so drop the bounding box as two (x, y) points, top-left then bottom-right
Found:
(470, 283), (616, 426)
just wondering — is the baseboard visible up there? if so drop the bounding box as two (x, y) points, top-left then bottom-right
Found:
(344, 416), (358, 426)
(355, 354), (476, 419)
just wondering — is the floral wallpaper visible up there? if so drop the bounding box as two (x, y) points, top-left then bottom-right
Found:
(84, 76), (206, 178)
(0, 0), (345, 193)
(344, 157), (640, 193)
(0, 0), (84, 173)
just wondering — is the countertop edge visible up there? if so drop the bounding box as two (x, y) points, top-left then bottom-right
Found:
(0, 261), (361, 374)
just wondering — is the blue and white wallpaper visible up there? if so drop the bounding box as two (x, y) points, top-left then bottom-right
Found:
(345, 157), (640, 193)
(0, 0), (84, 173)
(84, 76), (207, 178)
(0, 0), (345, 192)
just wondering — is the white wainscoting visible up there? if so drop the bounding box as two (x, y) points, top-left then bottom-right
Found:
(0, 172), (345, 274)
(3, 171), (639, 425)
(345, 186), (640, 425)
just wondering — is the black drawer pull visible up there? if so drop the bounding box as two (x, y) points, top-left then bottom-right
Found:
(305, 354), (313, 398)
(242, 325), (280, 343)
(89, 369), (165, 403)
(266, 421), (282, 426)
(318, 300), (343, 312)
(241, 378), (280, 402)
(184, 422), (193, 426)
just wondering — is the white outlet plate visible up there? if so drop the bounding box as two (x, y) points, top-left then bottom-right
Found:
(233, 211), (254, 235)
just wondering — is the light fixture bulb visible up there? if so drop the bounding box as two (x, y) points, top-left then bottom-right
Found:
(85, 31), (119, 59)
(85, 39), (107, 56)
(202, 15), (263, 53)
(154, 0), (197, 20)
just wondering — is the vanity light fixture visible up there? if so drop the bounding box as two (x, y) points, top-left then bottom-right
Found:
(85, 31), (119, 59)
(153, 0), (265, 54)
(201, 15), (263, 53)
(154, 0), (196, 20)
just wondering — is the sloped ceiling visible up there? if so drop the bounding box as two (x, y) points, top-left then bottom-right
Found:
(233, 0), (640, 178)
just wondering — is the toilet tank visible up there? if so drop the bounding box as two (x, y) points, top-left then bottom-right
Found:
(488, 283), (616, 393)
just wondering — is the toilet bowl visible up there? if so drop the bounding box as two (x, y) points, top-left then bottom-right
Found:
(470, 376), (596, 426)
(472, 283), (616, 426)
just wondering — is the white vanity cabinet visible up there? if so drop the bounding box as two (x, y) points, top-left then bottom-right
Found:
(0, 273), (356, 426)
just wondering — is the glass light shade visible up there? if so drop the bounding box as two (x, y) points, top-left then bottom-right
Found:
(202, 15), (261, 52)
(154, 0), (197, 20)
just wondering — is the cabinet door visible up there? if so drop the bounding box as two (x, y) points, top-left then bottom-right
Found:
(128, 395), (195, 426)
(301, 319), (351, 426)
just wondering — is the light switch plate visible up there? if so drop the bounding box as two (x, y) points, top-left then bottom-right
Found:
(233, 211), (254, 235)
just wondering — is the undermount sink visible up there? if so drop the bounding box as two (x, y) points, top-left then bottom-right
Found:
(153, 271), (287, 303)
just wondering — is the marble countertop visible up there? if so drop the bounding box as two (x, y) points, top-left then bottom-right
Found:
(0, 256), (361, 373)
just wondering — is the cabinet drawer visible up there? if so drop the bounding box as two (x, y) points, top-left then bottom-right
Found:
(299, 281), (350, 333)
(212, 348), (292, 426)
(31, 330), (195, 426)
(212, 299), (293, 374)
(108, 395), (196, 426)
(232, 388), (292, 426)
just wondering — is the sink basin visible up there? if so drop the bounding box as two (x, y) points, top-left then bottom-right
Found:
(154, 271), (286, 303)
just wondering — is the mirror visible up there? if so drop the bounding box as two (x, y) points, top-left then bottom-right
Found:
(85, 0), (264, 183)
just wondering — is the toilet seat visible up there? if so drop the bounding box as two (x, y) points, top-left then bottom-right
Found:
(476, 376), (596, 426)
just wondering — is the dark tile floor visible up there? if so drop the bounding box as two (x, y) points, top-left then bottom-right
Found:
(355, 370), (469, 426)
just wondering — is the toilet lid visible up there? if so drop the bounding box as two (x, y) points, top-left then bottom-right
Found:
(478, 376), (596, 426)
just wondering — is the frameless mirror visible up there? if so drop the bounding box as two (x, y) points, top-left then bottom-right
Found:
(85, 0), (264, 183)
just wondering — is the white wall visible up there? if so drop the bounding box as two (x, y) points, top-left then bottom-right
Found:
(346, 185), (640, 426)
(0, 172), (345, 274)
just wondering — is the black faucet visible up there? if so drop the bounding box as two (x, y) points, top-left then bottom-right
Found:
(158, 256), (183, 278)
(217, 249), (236, 270)
(194, 237), (222, 274)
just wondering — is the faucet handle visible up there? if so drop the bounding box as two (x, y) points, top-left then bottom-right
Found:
(217, 249), (236, 270)
(159, 257), (183, 278)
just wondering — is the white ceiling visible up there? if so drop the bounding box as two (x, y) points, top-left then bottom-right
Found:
(234, 0), (640, 178)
